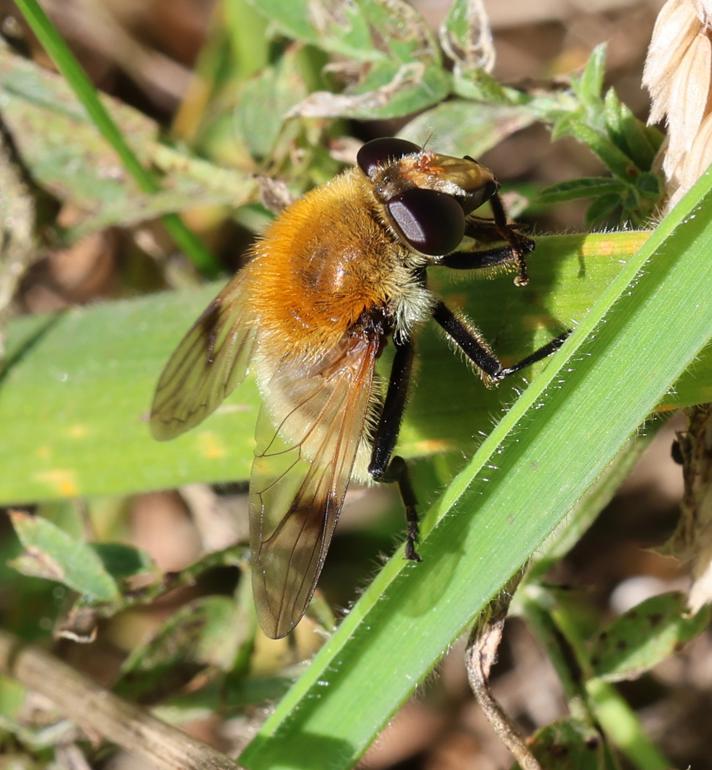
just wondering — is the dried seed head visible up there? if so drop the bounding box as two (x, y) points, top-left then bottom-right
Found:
(643, 0), (712, 207)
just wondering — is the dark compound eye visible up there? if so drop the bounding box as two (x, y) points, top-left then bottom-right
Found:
(357, 137), (421, 178)
(387, 188), (465, 256)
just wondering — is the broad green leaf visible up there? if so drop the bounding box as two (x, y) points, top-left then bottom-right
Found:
(37, 500), (84, 540)
(348, 59), (450, 117)
(247, 0), (439, 64)
(238, 169), (712, 769)
(0, 47), (257, 239)
(590, 593), (711, 682)
(534, 427), (660, 574)
(0, 232), (710, 505)
(7, 511), (119, 603)
(248, 0), (379, 61)
(511, 719), (608, 770)
(77, 544), (250, 627)
(399, 100), (535, 157)
(249, 0), (449, 120)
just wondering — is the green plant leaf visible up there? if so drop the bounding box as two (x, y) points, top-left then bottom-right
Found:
(223, 0), (270, 80)
(249, 0), (450, 120)
(4, 232), (711, 505)
(590, 593), (712, 682)
(533, 426), (661, 575)
(522, 588), (670, 770)
(634, 172), (662, 201)
(233, 47), (310, 162)
(451, 66), (525, 104)
(561, 121), (637, 180)
(247, 0), (439, 64)
(238, 168), (712, 769)
(603, 88), (658, 172)
(7, 511), (119, 603)
(399, 100), (535, 157)
(574, 43), (607, 108)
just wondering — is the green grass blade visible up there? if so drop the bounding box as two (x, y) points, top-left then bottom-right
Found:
(237, 173), (712, 769)
(13, 0), (220, 277)
(1, 232), (708, 504)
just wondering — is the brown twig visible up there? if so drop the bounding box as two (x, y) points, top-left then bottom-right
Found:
(465, 573), (542, 770)
(667, 404), (712, 611)
(0, 630), (238, 770)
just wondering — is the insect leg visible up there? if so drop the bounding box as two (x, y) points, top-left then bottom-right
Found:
(377, 456), (421, 562)
(490, 192), (531, 287)
(437, 239), (534, 271)
(368, 338), (422, 561)
(432, 301), (568, 382)
(463, 216), (528, 242)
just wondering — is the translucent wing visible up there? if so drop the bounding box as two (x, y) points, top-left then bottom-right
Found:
(150, 275), (256, 440)
(249, 334), (380, 638)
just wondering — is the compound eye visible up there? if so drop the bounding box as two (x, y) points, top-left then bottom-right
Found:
(357, 137), (421, 178)
(387, 188), (466, 256)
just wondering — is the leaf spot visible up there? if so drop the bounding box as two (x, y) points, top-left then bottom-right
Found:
(34, 469), (79, 496)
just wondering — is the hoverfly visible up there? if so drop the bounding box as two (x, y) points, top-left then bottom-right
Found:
(150, 137), (566, 638)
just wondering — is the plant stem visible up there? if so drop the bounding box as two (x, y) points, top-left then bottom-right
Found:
(0, 630), (237, 770)
(465, 635), (542, 770)
(465, 574), (542, 770)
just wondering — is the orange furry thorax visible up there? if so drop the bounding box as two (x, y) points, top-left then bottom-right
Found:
(246, 170), (402, 361)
